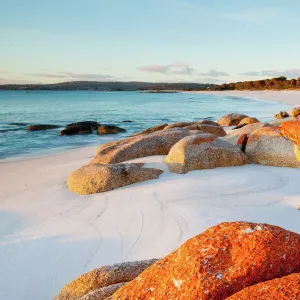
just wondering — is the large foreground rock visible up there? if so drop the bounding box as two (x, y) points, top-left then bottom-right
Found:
(227, 273), (300, 300)
(112, 222), (300, 300)
(54, 259), (158, 300)
(26, 124), (60, 130)
(68, 163), (163, 195)
(217, 113), (248, 126)
(245, 126), (300, 167)
(90, 128), (200, 164)
(165, 134), (249, 174)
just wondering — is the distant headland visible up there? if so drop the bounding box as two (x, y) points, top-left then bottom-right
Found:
(1, 77), (300, 92)
(0, 81), (212, 91)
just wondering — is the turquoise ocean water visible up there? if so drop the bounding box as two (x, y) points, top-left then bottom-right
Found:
(0, 91), (289, 161)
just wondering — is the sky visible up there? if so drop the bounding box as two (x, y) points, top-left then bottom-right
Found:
(1, 0), (300, 84)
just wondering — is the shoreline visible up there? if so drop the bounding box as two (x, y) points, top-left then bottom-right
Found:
(1, 90), (298, 163)
(193, 90), (300, 106)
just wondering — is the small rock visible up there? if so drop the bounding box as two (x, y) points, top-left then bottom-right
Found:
(291, 106), (300, 118)
(66, 121), (100, 130)
(27, 124), (60, 131)
(274, 111), (290, 119)
(54, 259), (158, 300)
(217, 113), (248, 126)
(238, 117), (259, 125)
(97, 125), (126, 135)
(60, 125), (93, 136)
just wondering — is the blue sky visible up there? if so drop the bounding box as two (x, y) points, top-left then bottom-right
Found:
(1, 0), (300, 84)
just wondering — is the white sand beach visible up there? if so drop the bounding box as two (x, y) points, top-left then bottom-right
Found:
(198, 90), (300, 106)
(1, 92), (300, 300)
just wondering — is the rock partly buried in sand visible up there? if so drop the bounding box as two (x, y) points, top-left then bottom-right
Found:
(222, 122), (270, 150)
(68, 163), (163, 195)
(60, 125), (93, 136)
(90, 128), (200, 164)
(112, 222), (300, 300)
(97, 125), (126, 135)
(227, 273), (300, 300)
(66, 121), (100, 130)
(291, 106), (300, 118)
(238, 117), (259, 125)
(54, 259), (158, 300)
(26, 124), (60, 131)
(217, 113), (248, 126)
(131, 123), (168, 136)
(165, 134), (249, 174)
(184, 124), (226, 137)
(274, 111), (290, 119)
(245, 126), (300, 167)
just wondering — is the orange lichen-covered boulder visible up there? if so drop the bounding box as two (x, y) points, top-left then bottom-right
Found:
(280, 120), (300, 147)
(227, 273), (300, 300)
(112, 222), (300, 300)
(245, 125), (300, 167)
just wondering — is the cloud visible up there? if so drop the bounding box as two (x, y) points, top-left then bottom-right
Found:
(239, 71), (260, 76)
(27, 72), (114, 80)
(138, 62), (195, 75)
(238, 69), (300, 78)
(261, 69), (300, 78)
(198, 69), (229, 77)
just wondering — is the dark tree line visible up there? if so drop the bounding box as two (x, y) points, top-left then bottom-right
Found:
(208, 76), (300, 91)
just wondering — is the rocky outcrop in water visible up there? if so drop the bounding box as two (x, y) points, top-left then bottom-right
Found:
(274, 111), (290, 119)
(97, 125), (126, 135)
(27, 124), (60, 131)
